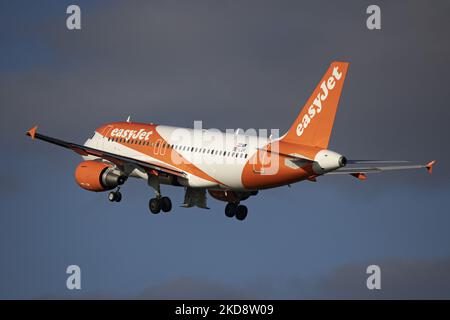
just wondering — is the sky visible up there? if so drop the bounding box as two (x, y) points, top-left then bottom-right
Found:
(1, 0), (450, 299)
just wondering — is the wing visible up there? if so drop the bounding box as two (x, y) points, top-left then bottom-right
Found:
(26, 126), (186, 178)
(326, 159), (436, 180)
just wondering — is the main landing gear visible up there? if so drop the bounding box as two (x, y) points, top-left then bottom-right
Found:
(149, 196), (172, 214)
(108, 187), (122, 202)
(225, 202), (248, 221)
(147, 175), (172, 214)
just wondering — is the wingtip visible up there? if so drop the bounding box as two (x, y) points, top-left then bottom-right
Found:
(26, 125), (38, 139)
(426, 160), (436, 174)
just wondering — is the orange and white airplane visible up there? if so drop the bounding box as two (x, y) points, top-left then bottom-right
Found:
(26, 62), (435, 221)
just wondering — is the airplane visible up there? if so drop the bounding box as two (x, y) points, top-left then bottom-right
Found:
(26, 61), (435, 221)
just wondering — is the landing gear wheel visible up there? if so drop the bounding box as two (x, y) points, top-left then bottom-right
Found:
(149, 198), (161, 214)
(235, 205), (248, 221)
(108, 191), (122, 202)
(160, 197), (172, 213)
(225, 203), (237, 218)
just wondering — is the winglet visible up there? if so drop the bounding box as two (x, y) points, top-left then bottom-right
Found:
(426, 160), (436, 174)
(26, 126), (38, 139)
(351, 173), (367, 181)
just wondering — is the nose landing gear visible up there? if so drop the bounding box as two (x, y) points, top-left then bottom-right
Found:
(108, 187), (122, 202)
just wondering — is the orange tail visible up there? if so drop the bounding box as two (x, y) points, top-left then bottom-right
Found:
(281, 61), (349, 148)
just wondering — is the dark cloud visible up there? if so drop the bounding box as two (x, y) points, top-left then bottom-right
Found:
(36, 257), (450, 299)
(313, 257), (450, 299)
(134, 257), (450, 300)
(136, 277), (250, 300)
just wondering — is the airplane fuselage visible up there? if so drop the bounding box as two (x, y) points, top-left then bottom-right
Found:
(85, 122), (342, 191)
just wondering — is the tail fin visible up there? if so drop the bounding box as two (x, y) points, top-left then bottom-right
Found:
(281, 61), (349, 148)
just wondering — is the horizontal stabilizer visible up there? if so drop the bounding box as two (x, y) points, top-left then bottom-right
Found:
(327, 160), (436, 175)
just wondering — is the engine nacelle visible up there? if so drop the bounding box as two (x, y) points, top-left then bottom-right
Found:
(208, 190), (258, 203)
(312, 149), (347, 174)
(75, 161), (126, 192)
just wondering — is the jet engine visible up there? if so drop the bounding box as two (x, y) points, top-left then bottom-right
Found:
(74, 160), (126, 192)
